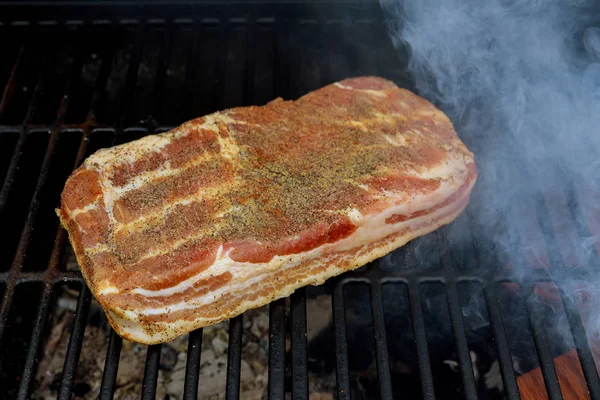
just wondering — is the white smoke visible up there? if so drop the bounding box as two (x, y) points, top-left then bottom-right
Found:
(380, 0), (600, 366)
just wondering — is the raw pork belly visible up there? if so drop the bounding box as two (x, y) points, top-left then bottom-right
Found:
(58, 77), (477, 344)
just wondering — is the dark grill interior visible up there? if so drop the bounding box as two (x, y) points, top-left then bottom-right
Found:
(0, 2), (599, 400)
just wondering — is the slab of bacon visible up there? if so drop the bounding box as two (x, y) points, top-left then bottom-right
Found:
(58, 77), (477, 344)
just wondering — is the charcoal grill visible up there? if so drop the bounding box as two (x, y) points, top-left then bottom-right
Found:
(1, 2), (599, 400)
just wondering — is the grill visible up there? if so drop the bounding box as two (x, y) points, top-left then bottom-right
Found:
(0, 2), (599, 400)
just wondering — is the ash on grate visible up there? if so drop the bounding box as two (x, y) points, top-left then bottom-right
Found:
(31, 285), (270, 399)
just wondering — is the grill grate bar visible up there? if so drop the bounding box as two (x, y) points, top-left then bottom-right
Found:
(369, 282), (393, 400)
(274, 17), (290, 99)
(268, 298), (286, 400)
(9, 129), (59, 268)
(316, 16), (331, 87)
(408, 281), (436, 400)
(290, 288), (309, 400)
(483, 285), (521, 400)
(526, 293), (564, 400)
(99, 330), (123, 400)
(151, 22), (174, 120)
(332, 283), (351, 400)
(57, 285), (92, 400)
(560, 290), (600, 398)
(181, 21), (201, 120)
(0, 44), (24, 120)
(225, 315), (244, 400)
(141, 344), (162, 400)
(87, 32), (117, 124)
(116, 23), (146, 133)
(16, 283), (53, 400)
(243, 17), (256, 105)
(0, 130), (25, 210)
(183, 329), (203, 400)
(213, 21), (230, 111)
(22, 48), (51, 125)
(446, 282), (479, 400)
(1, 270), (82, 283)
(0, 275), (16, 342)
(54, 42), (87, 124)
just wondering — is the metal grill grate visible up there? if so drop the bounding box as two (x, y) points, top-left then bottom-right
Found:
(0, 3), (599, 400)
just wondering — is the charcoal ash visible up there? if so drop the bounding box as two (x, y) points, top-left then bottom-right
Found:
(31, 287), (271, 399)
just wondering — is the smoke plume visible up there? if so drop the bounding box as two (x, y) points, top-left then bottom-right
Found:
(380, 0), (600, 369)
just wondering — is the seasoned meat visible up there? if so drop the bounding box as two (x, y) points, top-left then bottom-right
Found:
(58, 76), (477, 344)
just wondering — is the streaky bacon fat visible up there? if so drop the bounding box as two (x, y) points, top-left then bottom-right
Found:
(58, 76), (477, 344)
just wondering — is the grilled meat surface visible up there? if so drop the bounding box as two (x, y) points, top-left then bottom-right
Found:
(58, 76), (477, 344)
